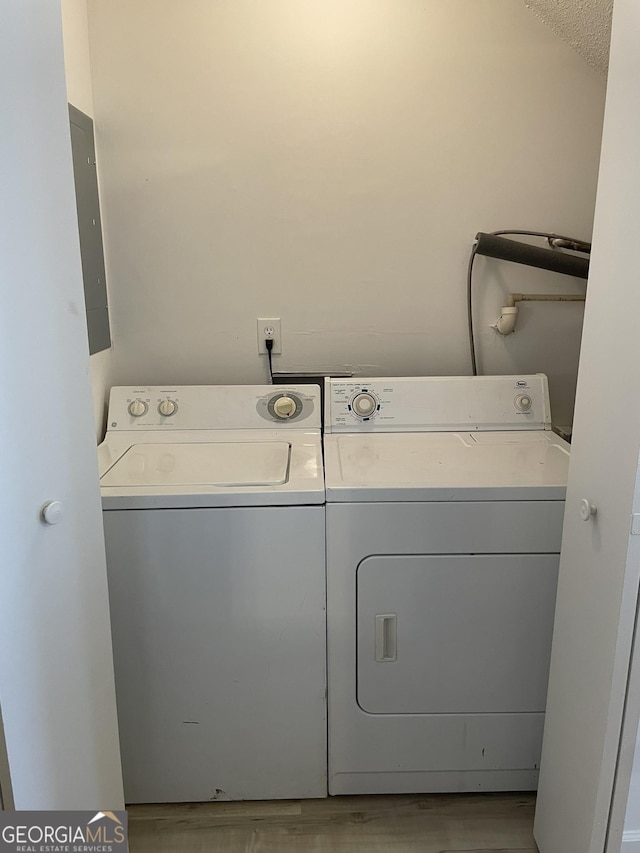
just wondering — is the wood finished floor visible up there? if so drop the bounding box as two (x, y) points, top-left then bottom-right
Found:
(128, 792), (537, 852)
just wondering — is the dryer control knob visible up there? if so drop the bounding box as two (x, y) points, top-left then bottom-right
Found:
(128, 399), (148, 417)
(515, 394), (532, 411)
(158, 399), (177, 417)
(273, 396), (297, 419)
(352, 393), (376, 417)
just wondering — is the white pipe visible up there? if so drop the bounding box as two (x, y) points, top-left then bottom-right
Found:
(492, 293), (586, 335)
(507, 293), (586, 307)
(493, 306), (518, 334)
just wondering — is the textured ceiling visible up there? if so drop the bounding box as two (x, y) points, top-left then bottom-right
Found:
(523, 0), (613, 75)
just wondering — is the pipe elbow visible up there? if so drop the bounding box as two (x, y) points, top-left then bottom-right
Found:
(493, 305), (518, 335)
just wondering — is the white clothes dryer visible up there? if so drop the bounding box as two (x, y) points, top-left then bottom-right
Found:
(324, 375), (570, 795)
(98, 385), (326, 803)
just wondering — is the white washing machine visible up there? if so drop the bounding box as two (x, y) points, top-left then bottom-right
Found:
(324, 374), (570, 795)
(98, 384), (326, 803)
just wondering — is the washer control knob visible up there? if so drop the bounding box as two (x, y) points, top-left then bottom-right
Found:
(515, 394), (532, 411)
(352, 393), (377, 417)
(273, 396), (297, 419)
(158, 399), (177, 417)
(579, 499), (597, 521)
(128, 399), (148, 417)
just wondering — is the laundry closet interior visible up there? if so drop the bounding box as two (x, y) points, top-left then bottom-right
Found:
(55, 0), (625, 849)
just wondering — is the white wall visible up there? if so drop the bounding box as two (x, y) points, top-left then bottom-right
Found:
(61, 0), (113, 442)
(60, 0), (94, 116)
(87, 0), (605, 427)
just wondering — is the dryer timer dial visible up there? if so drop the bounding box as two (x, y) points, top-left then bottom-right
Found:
(352, 393), (377, 417)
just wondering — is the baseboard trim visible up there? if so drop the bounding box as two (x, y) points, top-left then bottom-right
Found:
(622, 830), (640, 852)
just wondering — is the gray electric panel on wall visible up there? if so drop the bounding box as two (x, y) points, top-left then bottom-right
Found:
(69, 104), (111, 354)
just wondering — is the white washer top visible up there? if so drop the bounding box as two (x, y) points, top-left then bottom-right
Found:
(323, 375), (570, 502)
(99, 385), (323, 509)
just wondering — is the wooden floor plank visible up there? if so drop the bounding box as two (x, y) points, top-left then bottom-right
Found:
(128, 793), (537, 852)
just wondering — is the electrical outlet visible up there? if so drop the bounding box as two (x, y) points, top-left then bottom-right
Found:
(257, 317), (282, 354)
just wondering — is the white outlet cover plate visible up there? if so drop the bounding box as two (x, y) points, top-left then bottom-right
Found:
(257, 317), (282, 354)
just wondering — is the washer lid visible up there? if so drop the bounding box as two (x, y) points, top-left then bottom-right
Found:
(324, 431), (570, 501)
(101, 441), (291, 488)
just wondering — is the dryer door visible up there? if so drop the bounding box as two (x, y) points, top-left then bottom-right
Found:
(357, 554), (559, 715)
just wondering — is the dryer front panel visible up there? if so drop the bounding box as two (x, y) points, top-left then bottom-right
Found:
(357, 554), (559, 715)
(326, 500), (566, 794)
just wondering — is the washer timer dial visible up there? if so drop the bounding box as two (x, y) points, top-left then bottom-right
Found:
(263, 391), (306, 422)
(273, 395), (298, 419)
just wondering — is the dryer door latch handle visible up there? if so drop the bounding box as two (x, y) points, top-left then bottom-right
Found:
(375, 614), (397, 662)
